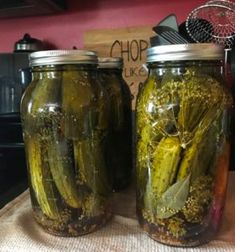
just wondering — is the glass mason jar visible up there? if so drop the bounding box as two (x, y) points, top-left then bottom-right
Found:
(21, 50), (112, 236)
(136, 44), (232, 247)
(98, 57), (132, 191)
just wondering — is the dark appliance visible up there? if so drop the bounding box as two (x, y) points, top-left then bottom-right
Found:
(0, 113), (27, 208)
(0, 34), (43, 207)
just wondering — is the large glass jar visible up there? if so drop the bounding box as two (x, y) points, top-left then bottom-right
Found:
(21, 50), (112, 236)
(98, 57), (132, 191)
(136, 44), (232, 247)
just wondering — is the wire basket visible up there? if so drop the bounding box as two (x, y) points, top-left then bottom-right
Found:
(186, 0), (235, 48)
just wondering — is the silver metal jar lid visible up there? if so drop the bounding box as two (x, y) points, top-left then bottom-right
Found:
(147, 43), (224, 63)
(29, 50), (98, 67)
(98, 57), (123, 69)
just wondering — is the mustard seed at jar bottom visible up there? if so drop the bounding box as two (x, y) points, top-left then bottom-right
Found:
(21, 50), (112, 236)
(136, 44), (232, 247)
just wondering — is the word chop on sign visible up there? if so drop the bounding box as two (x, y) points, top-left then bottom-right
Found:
(84, 26), (154, 108)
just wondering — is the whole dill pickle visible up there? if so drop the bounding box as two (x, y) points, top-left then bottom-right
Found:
(177, 108), (222, 181)
(47, 137), (81, 209)
(151, 137), (182, 197)
(62, 69), (96, 139)
(177, 76), (209, 135)
(73, 137), (110, 217)
(26, 137), (61, 220)
(144, 136), (182, 210)
(73, 137), (111, 196)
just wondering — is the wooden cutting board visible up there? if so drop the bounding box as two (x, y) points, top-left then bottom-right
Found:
(84, 26), (154, 108)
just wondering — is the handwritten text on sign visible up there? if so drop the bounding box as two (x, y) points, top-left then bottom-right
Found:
(84, 26), (154, 108)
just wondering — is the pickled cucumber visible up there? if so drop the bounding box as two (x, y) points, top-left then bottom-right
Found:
(144, 136), (182, 210)
(73, 137), (111, 196)
(177, 108), (223, 180)
(62, 69), (96, 139)
(151, 137), (182, 197)
(47, 137), (81, 209)
(26, 137), (61, 220)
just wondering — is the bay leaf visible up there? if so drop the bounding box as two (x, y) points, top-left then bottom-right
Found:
(156, 175), (190, 219)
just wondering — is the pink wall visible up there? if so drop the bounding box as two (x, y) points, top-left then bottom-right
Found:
(0, 0), (206, 52)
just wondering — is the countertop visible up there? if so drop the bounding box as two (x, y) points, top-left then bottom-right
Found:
(0, 173), (235, 252)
